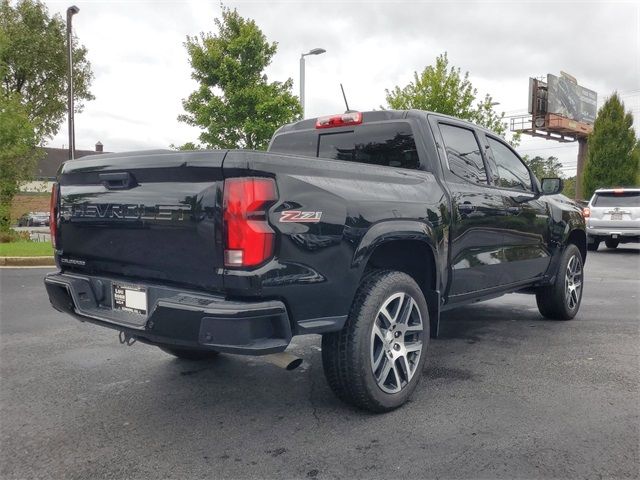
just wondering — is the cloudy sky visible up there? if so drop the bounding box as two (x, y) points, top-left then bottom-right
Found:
(44, 0), (639, 176)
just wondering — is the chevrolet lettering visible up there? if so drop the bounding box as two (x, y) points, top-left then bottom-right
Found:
(60, 203), (193, 221)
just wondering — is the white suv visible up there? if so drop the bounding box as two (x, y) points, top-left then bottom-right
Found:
(585, 188), (640, 251)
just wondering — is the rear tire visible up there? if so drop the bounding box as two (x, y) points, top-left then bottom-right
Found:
(536, 244), (584, 320)
(587, 240), (599, 251)
(322, 270), (429, 413)
(605, 238), (619, 249)
(158, 346), (220, 361)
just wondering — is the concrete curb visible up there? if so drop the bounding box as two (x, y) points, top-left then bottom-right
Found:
(0, 256), (55, 267)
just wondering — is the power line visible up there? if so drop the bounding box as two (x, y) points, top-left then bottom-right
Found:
(503, 109), (528, 115)
(518, 144), (578, 152)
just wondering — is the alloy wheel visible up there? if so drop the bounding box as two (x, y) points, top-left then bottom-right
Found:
(370, 292), (424, 394)
(565, 254), (583, 310)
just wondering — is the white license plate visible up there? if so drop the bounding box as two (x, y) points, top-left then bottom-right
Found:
(611, 213), (623, 220)
(112, 283), (147, 315)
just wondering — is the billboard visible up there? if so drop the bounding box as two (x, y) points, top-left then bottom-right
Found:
(547, 74), (597, 124)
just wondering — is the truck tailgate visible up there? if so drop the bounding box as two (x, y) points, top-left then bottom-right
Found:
(56, 150), (226, 291)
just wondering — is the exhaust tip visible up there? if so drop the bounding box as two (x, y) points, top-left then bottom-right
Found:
(285, 357), (303, 371)
(263, 352), (303, 371)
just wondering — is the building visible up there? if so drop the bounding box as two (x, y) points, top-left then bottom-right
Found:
(20, 142), (107, 192)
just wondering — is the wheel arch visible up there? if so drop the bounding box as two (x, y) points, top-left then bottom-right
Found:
(353, 221), (441, 337)
(567, 228), (587, 262)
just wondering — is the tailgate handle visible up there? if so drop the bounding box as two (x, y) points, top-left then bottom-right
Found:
(99, 172), (136, 190)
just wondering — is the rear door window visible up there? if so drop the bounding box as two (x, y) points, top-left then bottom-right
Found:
(593, 192), (640, 207)
(438, 123), (488, 184)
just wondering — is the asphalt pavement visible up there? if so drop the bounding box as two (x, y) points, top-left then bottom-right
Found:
(1, 246), (639, 479)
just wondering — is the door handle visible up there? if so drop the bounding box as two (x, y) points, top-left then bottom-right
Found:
(458, 202), (476, 214)
(506, 206), (521, 216)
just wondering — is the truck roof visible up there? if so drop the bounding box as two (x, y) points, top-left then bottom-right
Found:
(275, 109), (500, 137)
(594, 187), (640, 193)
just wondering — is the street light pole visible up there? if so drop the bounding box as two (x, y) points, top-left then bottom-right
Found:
(299, 48), (326, 119)
(66, 5), (79, 160)
(299, 55), (305, 118)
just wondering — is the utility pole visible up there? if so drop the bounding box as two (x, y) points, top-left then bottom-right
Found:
(299, 55), (305, 118)
(576, 137), (588, 200)
(66, 6), (79, 160)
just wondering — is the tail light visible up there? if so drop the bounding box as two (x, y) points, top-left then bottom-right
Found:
(316, 111), (362, 129)
(49, 184), (59, 248)
(223, 177), (277, 267)
(582, 207), (590, 218)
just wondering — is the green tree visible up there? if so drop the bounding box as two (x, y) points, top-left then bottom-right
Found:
(1, 0), (94, 143)
(178, 7), (301, 150)
(523, 155), (563, 180)
(0, 94), (39, 231)
(583, 93), (640, 198)
(385, 52), (507, 136)
(562, 176), (576, 199)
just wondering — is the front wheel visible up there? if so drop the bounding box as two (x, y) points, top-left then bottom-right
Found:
(536, 244), (584, 320)
(322, 270), (429, 413)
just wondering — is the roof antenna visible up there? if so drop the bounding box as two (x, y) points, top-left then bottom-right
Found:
(340, 83), (355, 113)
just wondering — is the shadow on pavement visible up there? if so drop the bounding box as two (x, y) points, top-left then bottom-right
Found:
(437, 300), (542, 342)
(592, 246), (639, 255)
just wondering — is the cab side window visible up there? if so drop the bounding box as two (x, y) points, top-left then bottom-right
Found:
(486, 137), (532, 191)
(439, 124), (488, 185)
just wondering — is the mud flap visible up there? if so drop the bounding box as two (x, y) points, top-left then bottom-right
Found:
(424, 289), (440, 339)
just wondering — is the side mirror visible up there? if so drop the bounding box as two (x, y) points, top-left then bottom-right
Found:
(540, 177), (563, 195)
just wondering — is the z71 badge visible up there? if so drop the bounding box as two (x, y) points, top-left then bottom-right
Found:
(279, 211), (322, 223)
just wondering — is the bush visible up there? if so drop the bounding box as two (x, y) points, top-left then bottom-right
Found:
(0, 230), (31, 243)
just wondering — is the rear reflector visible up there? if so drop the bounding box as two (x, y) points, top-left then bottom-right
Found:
(223, 177), (277, 267)
(316, 111), (362, 129)
(49, 184), (59, 248)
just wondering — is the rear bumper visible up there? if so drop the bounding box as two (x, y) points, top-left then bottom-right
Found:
(44, 272), (292, 355)
(587, 227), (640, 243)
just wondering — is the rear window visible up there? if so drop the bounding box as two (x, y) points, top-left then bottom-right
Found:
(269, 130), (318, 157)
(593, 191), (640, 207)
(269, 122), (420, 170)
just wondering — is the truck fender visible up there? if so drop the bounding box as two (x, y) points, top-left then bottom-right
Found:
(351, 220), (441, 338)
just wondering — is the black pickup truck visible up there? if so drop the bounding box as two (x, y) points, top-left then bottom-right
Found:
(45, 110), (586, 412)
